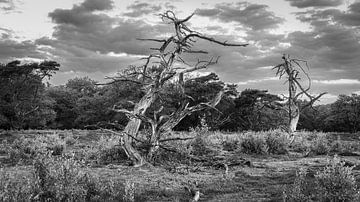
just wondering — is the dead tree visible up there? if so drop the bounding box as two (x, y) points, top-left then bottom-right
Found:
(273, 54), (326, 133)
(110, 11), (248, 166)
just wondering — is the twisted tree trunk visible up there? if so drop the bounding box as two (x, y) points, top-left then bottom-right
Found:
(288, 66), (299, 133)
(122, 89), (158, 166)
(112, 11), (247, 166)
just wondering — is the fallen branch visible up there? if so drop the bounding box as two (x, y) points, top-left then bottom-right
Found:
(100, 129), (146, 144)
(159, 136), (196, 142)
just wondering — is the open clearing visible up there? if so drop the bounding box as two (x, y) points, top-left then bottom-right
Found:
(1, 130), (360, 201)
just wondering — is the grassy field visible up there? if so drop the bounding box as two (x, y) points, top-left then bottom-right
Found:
(1, 129), (360, 201)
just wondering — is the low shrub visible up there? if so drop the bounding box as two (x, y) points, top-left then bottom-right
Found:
(240, 130), (289, 155)
(290, 134), (310, 153)
(188, 135), (213, 157)
(0, 153), (126, 201)
(0, 134), (66, 164)
(290, 132), (336, 155)
(64, 134), (78, 146)
(0, 168), (33, 202)
(264, 130), (289, 155)
(222, 139), (239, 151)
(310, 133), (331, 155)
(331, 136), (360, 154)
(152, 122), (214, 165)
(240, 132), (268, 154)
(1, 137), (38, 163)
(341, 141), (360, 153)
(186, 121), (215, 157)
(283, 156), (360, 202)
(77, 135), (128, 165)
(283, 168), (313, 202)
(315, 156), (360, 201)
(152, 137), (193, 165)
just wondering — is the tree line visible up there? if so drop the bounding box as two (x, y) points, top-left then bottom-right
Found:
(0, 60), (359, 133)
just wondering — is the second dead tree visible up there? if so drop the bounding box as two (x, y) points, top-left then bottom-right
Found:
(273, 54), (326, 133)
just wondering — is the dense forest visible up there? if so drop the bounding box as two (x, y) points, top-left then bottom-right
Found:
(1, 60), (359, 133)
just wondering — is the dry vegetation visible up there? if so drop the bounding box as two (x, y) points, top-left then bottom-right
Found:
(1, 129), (360, 201)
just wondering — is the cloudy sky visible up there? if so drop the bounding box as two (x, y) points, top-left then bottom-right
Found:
(1, 0), (360, 104)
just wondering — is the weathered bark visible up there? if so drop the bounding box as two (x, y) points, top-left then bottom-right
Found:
(287, 64), (298, 133)
(289, 105), (300, 133)
(144, 89), (226, 161)
(121, 89), (158, 166)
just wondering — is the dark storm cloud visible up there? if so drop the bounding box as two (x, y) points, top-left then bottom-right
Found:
(49, 9), (114, 27)
(272, 2), (360, 95)
(296, 2), (360, 27)
(290, 2), (360, 72)
(0, 37), (43, 60)
(35, 36), (143, 73)
(285, 0), (344, 8)
(245, 30), (285, 49)
(45, 16), (171, 55)
(43, 0), (174, 73)
(124, 1), (162, 17)
(49, 0), (114, 27)
(196, 2), (284, 30)
(45, 0), (285, 83)
(81, 0), (113, 11)
(334, 2), (360, 26)
(192, 1), (360, 97)
(0, 27), (46, 61)
(287, 27), (360, 67)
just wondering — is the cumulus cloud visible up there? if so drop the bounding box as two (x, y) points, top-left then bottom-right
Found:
(196, 2), (284, 30)
(285, 0), (344, 8)
(124, 1), (162, 17)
